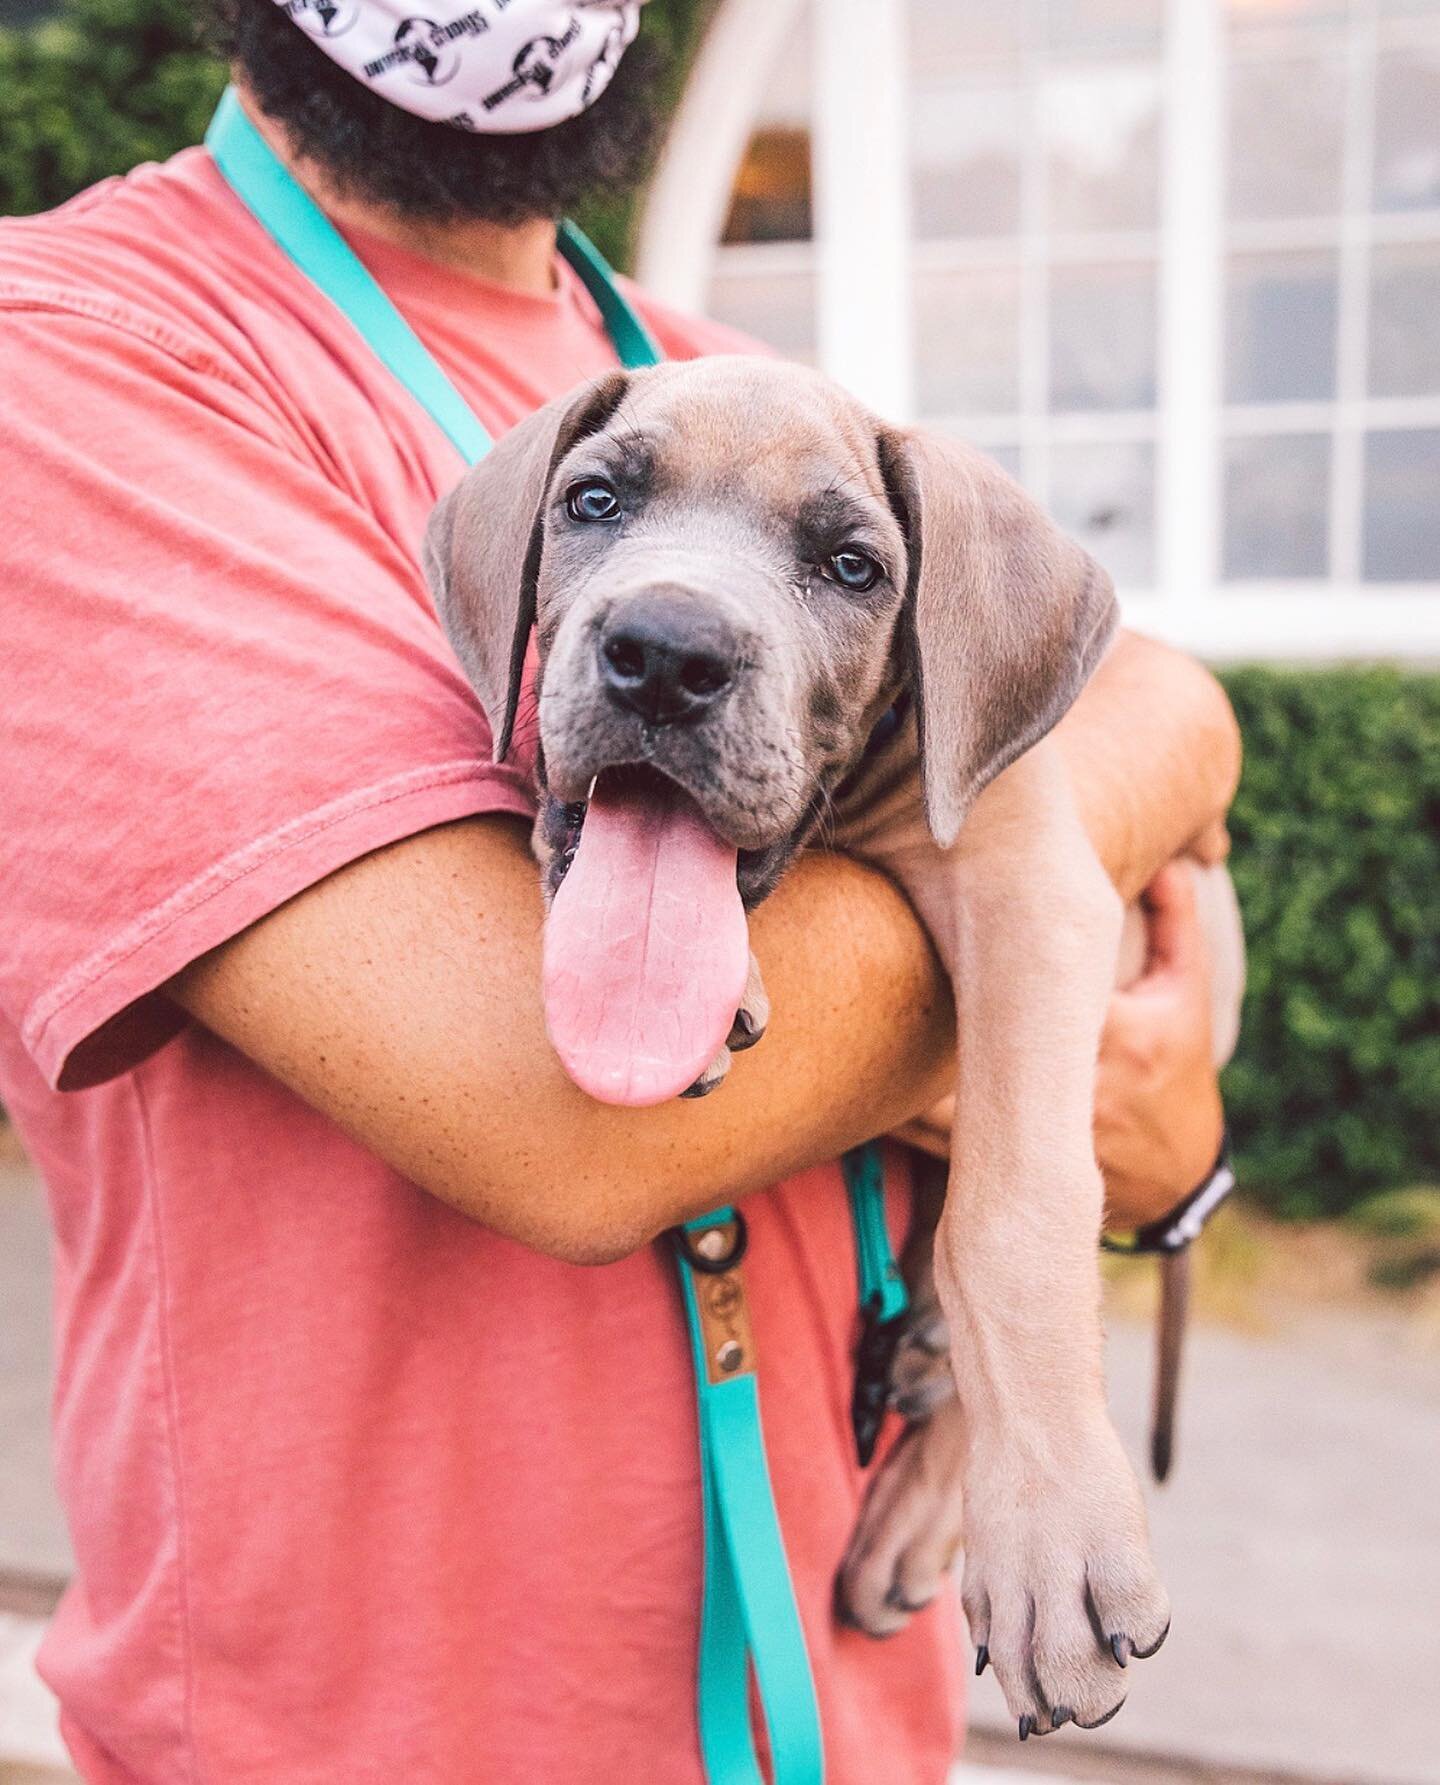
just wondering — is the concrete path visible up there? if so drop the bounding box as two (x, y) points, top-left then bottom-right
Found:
(3, 1161), (1436, 1783)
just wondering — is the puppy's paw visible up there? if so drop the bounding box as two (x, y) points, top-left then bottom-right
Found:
(836, 1399), (966, 1639)
(680, 1046), (732, 1099)
(961, 1418), (1170, 1738)
(727, 951), (769, 1052)
(889, 1301), (955, 1423)
(681, 955), (769, 1098)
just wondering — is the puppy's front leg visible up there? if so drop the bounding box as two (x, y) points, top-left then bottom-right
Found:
(886, 744), (1169, 1736)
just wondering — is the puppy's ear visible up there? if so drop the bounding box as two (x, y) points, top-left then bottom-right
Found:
(878, 426), (1118, 847)
(423, 371), (629, 761)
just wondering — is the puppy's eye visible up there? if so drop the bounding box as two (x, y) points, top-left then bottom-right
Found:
(824, 548), (882, 593)
(566, 478), (622, 523)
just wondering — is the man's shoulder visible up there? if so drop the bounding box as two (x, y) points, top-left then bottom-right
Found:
(0, 149), (253, 368)
(620, 278), (779, 365)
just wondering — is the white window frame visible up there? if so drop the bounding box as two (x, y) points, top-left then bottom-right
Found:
(636, 0), (1440, 662)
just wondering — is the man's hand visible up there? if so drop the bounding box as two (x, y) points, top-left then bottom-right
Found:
(1095, 862), (1225, 1228)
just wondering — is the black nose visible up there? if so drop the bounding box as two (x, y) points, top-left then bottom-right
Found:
(597, 596), (738, 727)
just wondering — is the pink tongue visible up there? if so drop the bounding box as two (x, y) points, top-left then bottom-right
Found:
(542, 777), (749, 1106)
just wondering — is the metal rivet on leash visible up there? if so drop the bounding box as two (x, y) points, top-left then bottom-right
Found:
(695, 1227), (729, 1262)
(715, 1339), (744, 1373)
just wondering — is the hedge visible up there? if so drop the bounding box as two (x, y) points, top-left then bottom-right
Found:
(3, 3), (1436, 1219)
(1219, 667), (1439, 1218)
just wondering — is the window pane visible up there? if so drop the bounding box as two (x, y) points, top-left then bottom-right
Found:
(707, 260), (816, 362)
(1226, 53), (1345, 220)
(1364, 429), (1440, 580)
(982, 442), (1025, 484)
(915, 267), (1021, 415)
(1373, 48), (1440, 212)
(721, 8), (812, 244)
(1048, 441), (1156, 585)
(1042, 0), (1163, 53)
(1226, 251), (1338, 401)
(1223, 434), (1331, 578)
(908, 0), (1031, 70)
(912, 83), (1022, 238)
(1369, 242), (1440, 397)
(1043, 65), (1161, 232)
(1226, 0), (1350, 31)
(1049, 263), (1157, 411)
(724, 132), (812, 244)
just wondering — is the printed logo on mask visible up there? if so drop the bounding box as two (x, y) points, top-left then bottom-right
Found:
(365, 11), (492, 88)
(284, 0), (361, 36)
(269, 0), (645, 133)
(482, 16), (582, 111)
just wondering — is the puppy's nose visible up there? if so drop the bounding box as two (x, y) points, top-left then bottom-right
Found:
(598, 597), (737, 727)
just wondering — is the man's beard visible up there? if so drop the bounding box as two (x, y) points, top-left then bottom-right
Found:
(210, 1), (668, 225)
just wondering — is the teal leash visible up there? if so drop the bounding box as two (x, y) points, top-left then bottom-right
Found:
(205, 85), (662, 449)
(207, 88), (905, 1782)
(842, 1146), (910, 1468)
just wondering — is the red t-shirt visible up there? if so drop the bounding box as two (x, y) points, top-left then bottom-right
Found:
(0, 146), (963, 1782)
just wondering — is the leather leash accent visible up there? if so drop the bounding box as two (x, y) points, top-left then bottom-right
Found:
(1104, 1132), (1236, 1482)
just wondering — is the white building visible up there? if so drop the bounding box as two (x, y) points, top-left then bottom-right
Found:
(636, 0), (1440, 661)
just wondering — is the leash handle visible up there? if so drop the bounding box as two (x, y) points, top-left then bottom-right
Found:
(676, 1210), (824, 1785)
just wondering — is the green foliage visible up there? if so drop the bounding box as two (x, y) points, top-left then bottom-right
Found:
(0, 0), (225, 217)
(1219, 667), (1440, 1219)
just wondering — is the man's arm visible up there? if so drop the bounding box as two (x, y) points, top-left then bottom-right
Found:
(1057, 629), (1241, 902)
(171, 630), (1238, 1260)
(174, 824), (955, 1261)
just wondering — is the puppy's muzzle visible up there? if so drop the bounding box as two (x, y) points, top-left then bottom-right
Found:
(597, 591), (738, 729)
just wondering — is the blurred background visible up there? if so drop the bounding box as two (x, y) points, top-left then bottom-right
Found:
(1, 2), (1436, 1782)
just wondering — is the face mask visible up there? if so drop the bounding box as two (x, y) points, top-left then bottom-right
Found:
(275, 0), (647, 133)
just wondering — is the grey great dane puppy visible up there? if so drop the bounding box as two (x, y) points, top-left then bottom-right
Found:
(425, 355), (1177, 1738)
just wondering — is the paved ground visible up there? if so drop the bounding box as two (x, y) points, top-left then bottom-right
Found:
(3, 1159), (1437, 1783)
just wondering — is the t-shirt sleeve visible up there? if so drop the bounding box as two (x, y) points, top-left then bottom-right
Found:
(0, 301), (535, 1091)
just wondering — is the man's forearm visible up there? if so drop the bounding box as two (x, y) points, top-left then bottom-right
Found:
(174, 817), (955, 1262)
(1054, 630), (1242, 904)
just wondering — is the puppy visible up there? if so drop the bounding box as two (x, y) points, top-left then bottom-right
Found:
(425, 356), (1172, 1736)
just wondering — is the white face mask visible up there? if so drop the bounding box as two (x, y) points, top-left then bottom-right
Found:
(275, 0), (647, 134)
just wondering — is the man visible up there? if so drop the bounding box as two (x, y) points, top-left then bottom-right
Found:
(0, 2), (1239, 1779)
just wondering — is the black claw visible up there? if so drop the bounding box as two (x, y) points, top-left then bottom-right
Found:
(974, 1644), (989, 1677)
(1018, 1715), (1035, 1742)
(1132, 1618), (1171, 1660)
(1076, 1698), (1126, 1732)
(1110, 1632), (1131, 1668)
(1050, 1705), (1073, 1729)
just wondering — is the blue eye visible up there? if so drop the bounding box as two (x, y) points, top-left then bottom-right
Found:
(825, 548), (882, 592)
(566, 478), (622, 523)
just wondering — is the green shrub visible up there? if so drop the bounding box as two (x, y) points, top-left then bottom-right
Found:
(1219, 667), (1440, 1219)
(0, 0), (225, 217)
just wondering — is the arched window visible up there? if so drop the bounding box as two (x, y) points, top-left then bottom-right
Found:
(637, 0), (1440, 660)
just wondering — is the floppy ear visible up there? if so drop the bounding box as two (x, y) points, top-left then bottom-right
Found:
(877, 426), (1119, 847)
(423, 371), (630, 761)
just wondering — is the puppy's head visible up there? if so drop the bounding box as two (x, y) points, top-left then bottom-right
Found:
(425, 356), (1116, 898)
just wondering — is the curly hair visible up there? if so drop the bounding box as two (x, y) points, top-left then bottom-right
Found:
(208, 1), (669, 224)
